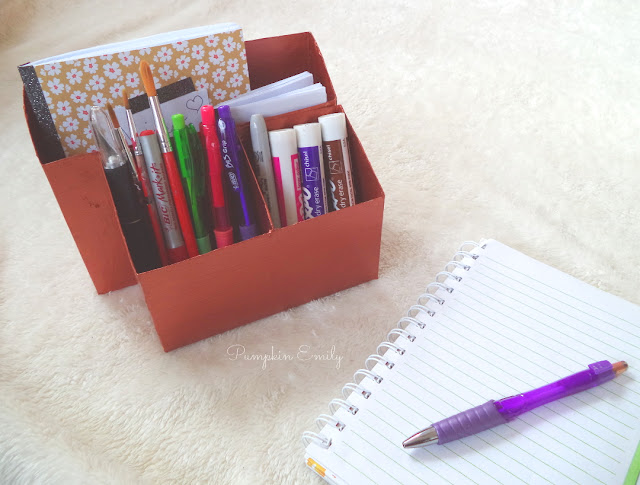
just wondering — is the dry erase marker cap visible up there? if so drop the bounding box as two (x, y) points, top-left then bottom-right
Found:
(293, 122), (322, 148)
(318, 112), (347, 142)
(268, 128), (298, 151)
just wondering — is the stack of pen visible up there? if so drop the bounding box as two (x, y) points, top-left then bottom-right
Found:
(248, 112), (357, 229)
(90, 61), (260, 271)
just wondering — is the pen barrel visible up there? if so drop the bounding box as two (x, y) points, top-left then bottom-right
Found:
(495, 361), (616, 419)
(212, 206), (232, 234)
(105, 164), (145, 224)
(201, 123), (233, 237)
(173, 122), (210, 255)
(104, 164), (159, 272)
(250, 114), (281, 228)
(432, 401), (507, 445)
(138, 132), (186, 258)
(162, 150), (199, 258)
(218, 123), (255, 229)
(136, 153), (169, 266)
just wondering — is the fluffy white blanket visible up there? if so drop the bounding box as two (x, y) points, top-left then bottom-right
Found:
(1, 1), (638, 483)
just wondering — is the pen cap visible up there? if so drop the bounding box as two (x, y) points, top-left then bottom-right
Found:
(172, 114), (192, 177)
(90, 106), (127, 169)
(172, 113), (186, 131)
(217, 105), (236, 132)
(201, 105), (215, 126)
(317, 112), (347, 142)
(249, 114), (270, 153)
(293, 122), (322, 148)
(217, 104), (232, 120)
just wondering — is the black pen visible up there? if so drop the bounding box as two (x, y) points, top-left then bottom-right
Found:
(89, 106), (159, 272)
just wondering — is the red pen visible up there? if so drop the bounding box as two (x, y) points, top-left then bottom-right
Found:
(139, 61), (199, 259)
(200, 105), (234, 248)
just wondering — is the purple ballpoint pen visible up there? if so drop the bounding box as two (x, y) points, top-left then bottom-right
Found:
(217, 105), (258, 241)
(403, 360), (628, 448)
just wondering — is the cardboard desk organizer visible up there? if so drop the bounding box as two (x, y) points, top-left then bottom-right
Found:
(23, 32), (385, 351)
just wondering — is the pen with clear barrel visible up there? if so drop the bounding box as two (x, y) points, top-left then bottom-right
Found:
(403, 360), (628, 448)
(217, 105), (258, 241)
(172, 113), (212, 254)
(89, 106), (160, 273)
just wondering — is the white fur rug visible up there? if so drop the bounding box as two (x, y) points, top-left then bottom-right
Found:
(1, 1), (639, 483)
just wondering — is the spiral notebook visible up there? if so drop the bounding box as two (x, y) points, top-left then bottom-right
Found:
(303, 240), (640, 485)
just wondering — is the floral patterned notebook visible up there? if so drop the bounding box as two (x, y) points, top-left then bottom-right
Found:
(19, 23), (249, 161)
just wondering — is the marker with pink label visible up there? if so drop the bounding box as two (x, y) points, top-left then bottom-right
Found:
(268, 128), (304, 227)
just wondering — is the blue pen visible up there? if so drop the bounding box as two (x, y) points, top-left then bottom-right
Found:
(216, 105), (258, 241)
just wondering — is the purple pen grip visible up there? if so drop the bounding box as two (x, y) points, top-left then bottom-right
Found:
(432, 401), (506, 445)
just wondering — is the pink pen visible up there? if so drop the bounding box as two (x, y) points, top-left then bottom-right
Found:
(200, 105), (234, 248)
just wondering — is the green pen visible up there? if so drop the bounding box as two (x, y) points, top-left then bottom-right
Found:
(171, 113), (212, 254)
(187, 123), (213, 242)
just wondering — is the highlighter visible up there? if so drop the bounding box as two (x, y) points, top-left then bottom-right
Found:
(171, 114), (212, 254)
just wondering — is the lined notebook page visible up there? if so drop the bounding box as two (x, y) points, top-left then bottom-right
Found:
(305, 240), (640, 485)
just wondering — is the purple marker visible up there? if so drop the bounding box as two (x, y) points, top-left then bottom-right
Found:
(403, 360), (628, 447)
(293, 123), (327, 219)
(217, 105), (258, 241)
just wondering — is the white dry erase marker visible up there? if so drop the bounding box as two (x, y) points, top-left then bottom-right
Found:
(268, 128), (303, 227)
(318, 113), (356, 210)
(293, 122), (328, 219)
(250, 114), (282, 228)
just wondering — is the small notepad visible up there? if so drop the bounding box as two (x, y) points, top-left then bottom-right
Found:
(303, 240), (640, 485)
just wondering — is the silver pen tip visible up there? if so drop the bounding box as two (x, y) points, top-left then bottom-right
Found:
(402, 426), (439, 448)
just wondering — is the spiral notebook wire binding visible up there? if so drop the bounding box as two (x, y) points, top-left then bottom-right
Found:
(301, 240), (487, 449)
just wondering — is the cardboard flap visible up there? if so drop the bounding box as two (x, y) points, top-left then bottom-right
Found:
(245, 32), (337, 103)
(42, 153), (137, 294)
